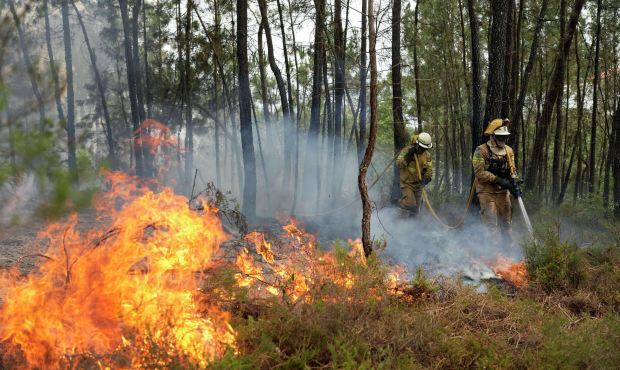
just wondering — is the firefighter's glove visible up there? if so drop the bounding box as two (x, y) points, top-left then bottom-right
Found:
(496, 177), (511, 190)
(420, 178), (430, 186)
(509, 179), (523, 198)
(405, 145), (418, 163)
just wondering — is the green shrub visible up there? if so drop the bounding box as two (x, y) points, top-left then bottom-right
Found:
(525, 231), (586, 292)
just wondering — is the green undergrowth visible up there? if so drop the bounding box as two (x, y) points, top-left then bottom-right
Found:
(206, 226), (620, 369)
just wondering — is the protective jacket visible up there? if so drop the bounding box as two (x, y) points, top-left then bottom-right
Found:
(396, 146), (433, 191)
(472, 140), (516, 194)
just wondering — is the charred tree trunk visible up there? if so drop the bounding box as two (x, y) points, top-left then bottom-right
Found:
(588, 0), (602, 194)
(525, 0), (585, 190)
(43, 0), (65, 124)
(482, 0), (509, 127)
(467, 0), (483, 150)
(360, 0), (377, 258)
(391, 0), (409, 203)
(237, 0), (257, 219)
(61, 0), (78, 182)
(119, 0), (144, 176)
(73, 2), (117, 168)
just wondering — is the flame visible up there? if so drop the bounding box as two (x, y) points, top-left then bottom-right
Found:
(135, 119), (178, 155)
(235, 220), (400, 304)
(0, 172), (235, 368)
(491, 256), (528, 288)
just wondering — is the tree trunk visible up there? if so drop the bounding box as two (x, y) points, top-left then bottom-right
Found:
(551, 0), (565, 199)
(257, 0), (292, 174)
(72, 2), (117, 168)
(8, 0), (46, 130)
(413, 0), (422, 129)
(500, 0), (514, 119)
(237, 0), (257, 219)
(257, 24), (271, 129)
(511, 0), (548, 151)
(360, 0), (377, 258)
(391, 0), (409, 203)
(357, 0), (368, 162)
(43, 0), (65, 124)
(61, 0), (78, 182)
(119, 0), (144, 176)
(332, 0), (345, 196)
(588, 0), (602, 194)
(612, 100), (620, 217)
(467, 0), (483, 150)
(184, 0), (194, 184)
(482, 0), (509, 127)
(304, 0), (325, 207)
(525, 0), (585, 190)
(142, 0), (152, 118)
(276, 0), (295, 123)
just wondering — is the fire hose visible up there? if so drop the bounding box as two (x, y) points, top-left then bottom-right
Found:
(506, 152), (534, 235)
(413, 155), (475, 230)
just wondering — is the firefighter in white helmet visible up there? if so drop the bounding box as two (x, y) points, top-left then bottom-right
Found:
(396, 132), (433, 216)
(472, 118), (520, 242)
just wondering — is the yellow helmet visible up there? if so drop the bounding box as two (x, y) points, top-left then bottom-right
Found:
(484, 118), (511, 136)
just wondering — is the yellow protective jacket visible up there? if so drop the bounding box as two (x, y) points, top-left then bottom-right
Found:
(472, 141), (516, 194)
(396, 146), (433, 191)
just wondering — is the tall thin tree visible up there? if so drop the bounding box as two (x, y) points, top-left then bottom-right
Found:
(360, 0), (377, 258)
(61, 0), (78, 181)
(391, 0), (409, 203)
(588, 0), (602, 194)
(237, 0), (257, 219)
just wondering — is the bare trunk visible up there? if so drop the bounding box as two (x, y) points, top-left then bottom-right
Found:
(482, 0), (509, 127)
(588, 0), (602, 194)
(8, 0), (46, 129)
(119, 0), (144, 176)
(357, 0), (368, 162)
(73, 2), (117, 168)
(467, 0), (483, 150)
(61, 0), (78, 182)
(391, 0), (409, 203)
(525, 0), (585, 190)
(360, 0), (377, 258)
(237, 0), (257, 219)
(43, 0), (65, 124)
(551, 0), (565, 199)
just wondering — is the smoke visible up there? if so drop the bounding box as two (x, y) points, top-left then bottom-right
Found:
(0, 173), (37, 226)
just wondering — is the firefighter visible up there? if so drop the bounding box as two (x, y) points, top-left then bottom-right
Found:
(472, 118), (520, 242)
(396, 132), (433, 216)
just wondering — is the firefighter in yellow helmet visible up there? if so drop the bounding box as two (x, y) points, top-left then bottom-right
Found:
(472, 119), (520, 241)
(396, 132), (433, 216)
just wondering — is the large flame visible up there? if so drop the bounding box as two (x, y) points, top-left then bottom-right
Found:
(0, 172), (235, 368)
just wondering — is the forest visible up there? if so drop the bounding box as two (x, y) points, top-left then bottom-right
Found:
(0, 0), (619, 368)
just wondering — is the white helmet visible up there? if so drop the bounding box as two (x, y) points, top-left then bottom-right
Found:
(417, 132), (433, 149)
(493, 125), (510, 136)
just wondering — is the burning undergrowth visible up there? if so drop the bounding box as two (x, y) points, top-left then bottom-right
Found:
(0, 172), (410, 368)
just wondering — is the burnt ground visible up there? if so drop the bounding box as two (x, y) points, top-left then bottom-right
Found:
(0, 210), (101, 274)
